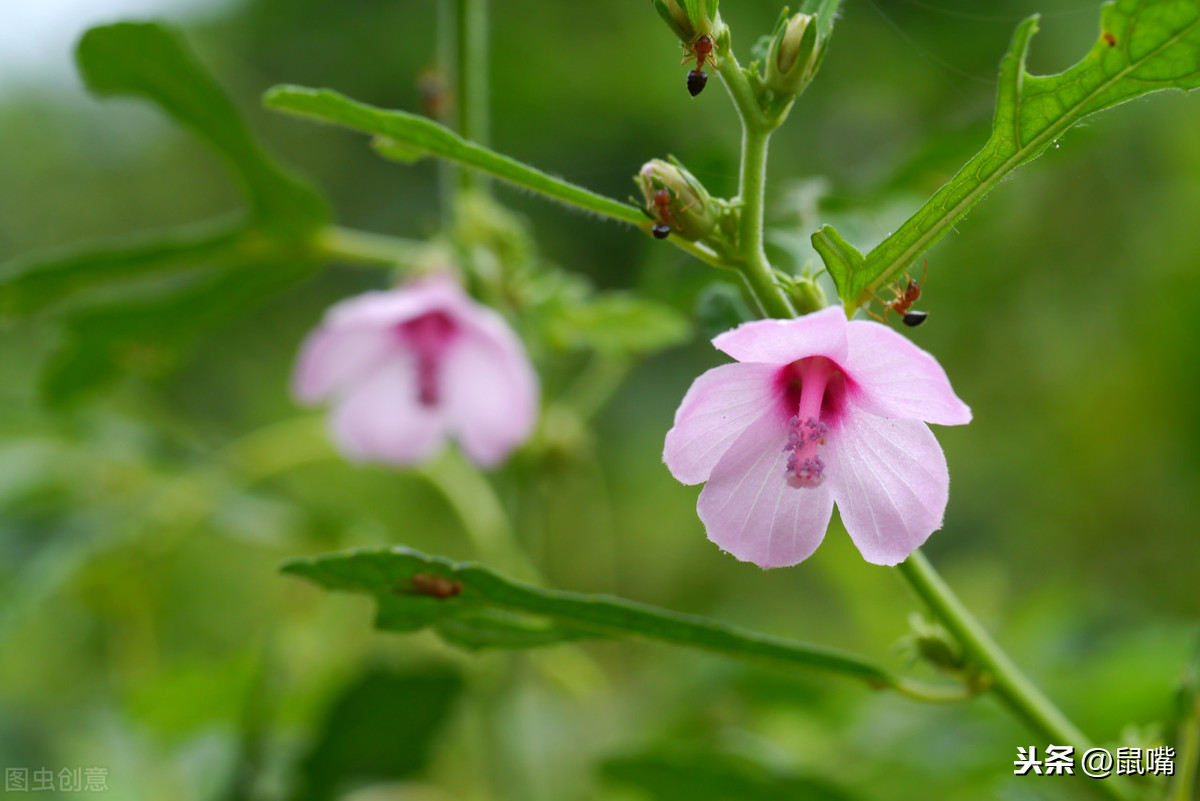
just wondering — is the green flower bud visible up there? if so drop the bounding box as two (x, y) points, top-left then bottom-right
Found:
(765, 11), (824, 98)
(650, 0), (720, 41)
(651, 0), (696, 41)
(905, 613), (967, 674)
(783, 273), (827, 315)
(635, 158), (718, 243)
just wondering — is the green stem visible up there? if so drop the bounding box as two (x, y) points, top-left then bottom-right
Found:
(899, 551), (1140, 801)
(310, 225), (423, 267)
(417, 448), (541, 584)
(1172, 694), (1200, 801)
(435, 0), (459, 227)
(457, 0), (489, 196)
(715, 52), (795, 320)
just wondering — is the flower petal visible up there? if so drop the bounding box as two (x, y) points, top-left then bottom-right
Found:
(441, 328), (539, 468)
(292, 324), (395, 403)
(663, 362), (780, 485)
(824, 409), (949, 566)
(712, 306), (849, 365)
(320, 275), (464, 329)
(845, 320), (971, 426)
(293, 276), (470, 403)
(697, 412), (834, 569)
(330, 357), (446, 465)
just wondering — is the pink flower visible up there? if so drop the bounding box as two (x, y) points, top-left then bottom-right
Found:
(293, 276), (539, 468)
(664, 307), (971, 567)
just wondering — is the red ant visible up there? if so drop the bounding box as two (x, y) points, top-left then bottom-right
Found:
(681, 34), (718, 96)
(870, 259), (929, 327)
(407, 573), (462, 599)
(643, 186), (701, 239)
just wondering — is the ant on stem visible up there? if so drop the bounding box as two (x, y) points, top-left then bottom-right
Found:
(870, 259), (929, 327)
(681, 33), (718, 96)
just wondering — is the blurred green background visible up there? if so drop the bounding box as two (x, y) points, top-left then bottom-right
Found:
(1, 0), (1197, 799)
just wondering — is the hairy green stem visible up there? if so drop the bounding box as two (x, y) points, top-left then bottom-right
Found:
(715, 51), (795, 319)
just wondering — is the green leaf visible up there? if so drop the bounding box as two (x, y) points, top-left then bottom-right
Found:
(295, 667), (463, 801)
(544, 294), (692, 356)
(816, 0), (1200, 308)
(76, 22), (327, 234)
(42, 260), (316, 405)
(264, 85), (646, 226)
(0, 220), (245, 319)
(810, 224), (866, 313)
(602, 752), (859, 801)
(282, 546), (916, 690)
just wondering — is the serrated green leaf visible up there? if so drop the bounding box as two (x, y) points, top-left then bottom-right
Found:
(819, 0), (1200, 308)
(544, 294), (691, 355)
(264, 85), (646, 226)
(281, 546), (912, 689)
(0, 220), (245, 319)
(76, 22), (327, 234)
(41, 260), (316, 405)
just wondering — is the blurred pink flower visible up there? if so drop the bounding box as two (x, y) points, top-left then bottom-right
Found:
(664, 307), (970, 567)
(294, 276), (539, 468)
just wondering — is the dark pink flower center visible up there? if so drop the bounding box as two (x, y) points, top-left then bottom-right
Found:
(395, 310), (460, 407)
(775, 356), (847, 487)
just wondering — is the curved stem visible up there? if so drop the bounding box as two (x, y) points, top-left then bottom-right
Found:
(898, 551), (1140, 801)
(899, 551), (1090, 745)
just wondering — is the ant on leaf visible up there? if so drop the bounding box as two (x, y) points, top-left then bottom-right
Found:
(870, 259), (929, 327)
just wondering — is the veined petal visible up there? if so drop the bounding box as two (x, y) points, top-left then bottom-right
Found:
(330, 358), (446, 465)
(845, 321), (971, 426)
(712, 306), (849, 365)
(697, 413), (834, 569)
(824, 410), (949, 566)
(664, 362), (780, 485)
(441, 328), (539, 468)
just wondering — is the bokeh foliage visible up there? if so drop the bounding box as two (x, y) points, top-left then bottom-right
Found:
(0, 1), (1197, 799)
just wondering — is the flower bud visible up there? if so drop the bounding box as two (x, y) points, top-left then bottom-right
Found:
(783, 273), (827, 315)
(651, 0), (695, 41)
(635, 159), (718, 243)
(650, 0), (719, 41)
(905, 614), (967, 674)
(764, 11), (824, 98)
